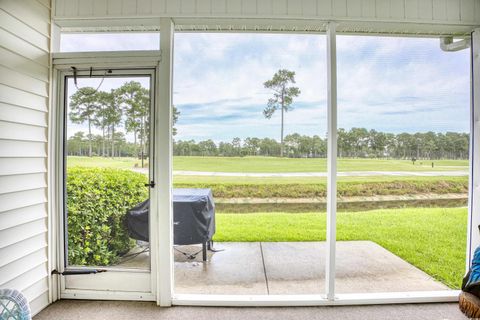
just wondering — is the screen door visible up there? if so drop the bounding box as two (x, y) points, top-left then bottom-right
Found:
(59, 67), (156, 297)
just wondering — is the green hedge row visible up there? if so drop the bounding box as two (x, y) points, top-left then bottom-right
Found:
(66, 167), (148, 266)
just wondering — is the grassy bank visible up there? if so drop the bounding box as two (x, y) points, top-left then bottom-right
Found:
(175, 178), (468, 198)
(214, 207), (467, 288)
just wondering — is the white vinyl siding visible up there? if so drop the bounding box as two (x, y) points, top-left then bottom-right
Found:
(0, 0), (51, 316)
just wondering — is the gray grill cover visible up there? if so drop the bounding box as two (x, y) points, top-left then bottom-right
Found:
(125, 188), (215, 245)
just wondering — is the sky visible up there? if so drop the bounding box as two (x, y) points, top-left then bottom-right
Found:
(62, 32), (470, 143)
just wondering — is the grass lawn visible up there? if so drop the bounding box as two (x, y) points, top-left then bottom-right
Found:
(68, 156), (469, 173)
(213, 207), (467, 288)
(174, 156), (468, 172)
(66, 157), (468, 288)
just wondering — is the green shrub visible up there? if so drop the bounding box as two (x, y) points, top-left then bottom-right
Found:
(66, 167), (148, 266)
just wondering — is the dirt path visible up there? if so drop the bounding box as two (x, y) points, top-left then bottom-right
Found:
(173, 170), (468, 177)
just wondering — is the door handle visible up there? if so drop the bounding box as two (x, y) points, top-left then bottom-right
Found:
(144, 181), (156, 188)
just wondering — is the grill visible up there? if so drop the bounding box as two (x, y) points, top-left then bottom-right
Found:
(125, 188), (216, 261)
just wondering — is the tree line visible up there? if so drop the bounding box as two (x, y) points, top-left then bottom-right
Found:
(68, 70), (469, 161)
(68, 81), (178, 166)
(69, 128), (468, 160)
(173, 129), (469, 160)
(67, 131), (137, 157)
(69, 81), (149, 162)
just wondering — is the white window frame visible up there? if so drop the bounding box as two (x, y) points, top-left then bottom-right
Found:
(170, 22), (464, 306)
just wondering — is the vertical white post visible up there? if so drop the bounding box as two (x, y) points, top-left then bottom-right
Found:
(48, 21), (61, 304)
(325, 22), (337, 301)
(467, 29), (480, 267)
(156, 18), (174, 306)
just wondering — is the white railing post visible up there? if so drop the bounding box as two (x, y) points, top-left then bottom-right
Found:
(156, 18), (174, 306)
(326, 22), (338, 301)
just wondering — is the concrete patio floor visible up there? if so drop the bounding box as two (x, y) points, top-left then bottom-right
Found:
(35, 241), (460, 320)
(174, 241), (450, 294)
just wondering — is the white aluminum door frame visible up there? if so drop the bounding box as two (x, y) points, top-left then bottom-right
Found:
(467, 28), (480, 266)
(52, 52), (162, 301)
(325, 22), (337, 301)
